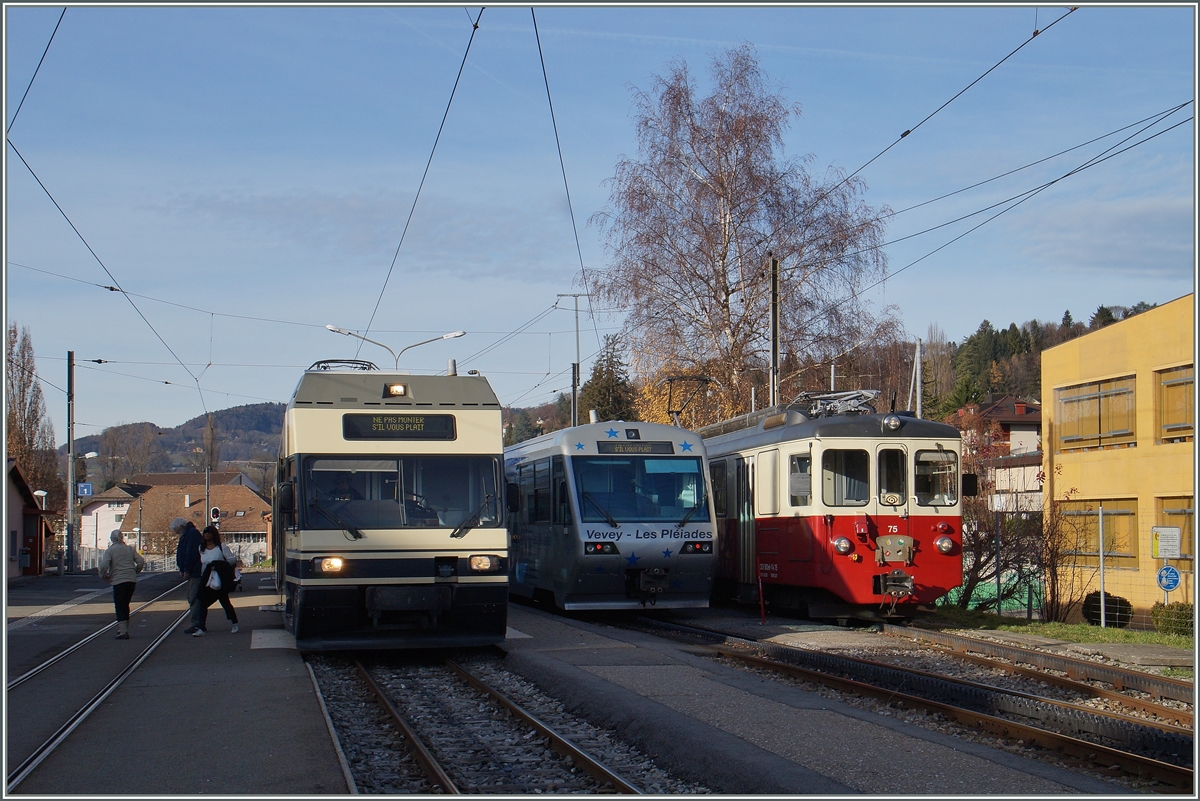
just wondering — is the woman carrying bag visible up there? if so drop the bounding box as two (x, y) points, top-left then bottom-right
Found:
(194, 525), (240, 637)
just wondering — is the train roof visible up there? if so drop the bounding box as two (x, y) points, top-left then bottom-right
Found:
(288, 367), (500, 410)
(701, 405), (960, 454)
(504, 420), (705, 461)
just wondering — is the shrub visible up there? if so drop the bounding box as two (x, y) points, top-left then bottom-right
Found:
(1151, 602), (1194, 637)
(1081, 591), (1132, 628)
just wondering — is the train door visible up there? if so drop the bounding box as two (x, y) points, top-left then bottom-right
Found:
(784, 451), (814, 562)
(754, 450), (781, 581)
(876, 445), (912, 564)
(735, 457), (756, 596)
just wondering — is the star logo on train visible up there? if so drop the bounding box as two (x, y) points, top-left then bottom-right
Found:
(661, 548), (672, 559)
(606, 428), (619, 438)
(625, 552), (641, 565)
(575, 442), (585, 450)
(679, 441), (693, 452)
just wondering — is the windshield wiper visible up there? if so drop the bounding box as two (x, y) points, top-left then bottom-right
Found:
(677, 503), (703, 527)
(582, 491), (620, 528)
(450, 495), (494, 539)
(308, 500), (364, 540)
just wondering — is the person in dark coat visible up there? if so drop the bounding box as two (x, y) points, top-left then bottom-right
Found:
(172, 517), (204, 634)
(194, 525), (240, 636)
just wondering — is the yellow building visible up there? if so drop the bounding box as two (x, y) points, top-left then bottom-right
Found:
(1042, 294), (1194, 625)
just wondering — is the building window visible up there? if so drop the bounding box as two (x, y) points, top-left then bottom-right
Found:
(1060, 498), (1138, 568)
(1055, 375), (1136, 452)
(1158, 497), (1194, 571)
(114, 514), (124, 523)
(1157, 365), (1193, 444)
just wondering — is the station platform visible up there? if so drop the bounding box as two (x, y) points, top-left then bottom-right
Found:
(7, 570), (348, 795)
(501, 604), (1125, 795)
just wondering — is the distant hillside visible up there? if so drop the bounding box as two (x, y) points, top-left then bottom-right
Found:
(64, 403), (285, 488)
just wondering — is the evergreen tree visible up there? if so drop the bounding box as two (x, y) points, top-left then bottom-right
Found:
(579, 335), (638, 423)
(1061, 310), (1074, 328)
(1089, 305), (1117, 329)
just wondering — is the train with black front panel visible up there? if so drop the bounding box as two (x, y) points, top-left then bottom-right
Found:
(698, 390), (975, 622)
(272, 359), (509, 650)
(505, 419), (718, 609)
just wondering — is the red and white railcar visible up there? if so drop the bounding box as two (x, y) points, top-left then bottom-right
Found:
(698, 391), (974, 621)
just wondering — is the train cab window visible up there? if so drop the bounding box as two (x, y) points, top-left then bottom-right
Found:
(821, 449), (869, 507)
(710, 461), (728, 518)
(878, 449), (906, 506)
(303, 456), (501, 530)
(788, 455), (812, 506)
(914, 449), (959, 506)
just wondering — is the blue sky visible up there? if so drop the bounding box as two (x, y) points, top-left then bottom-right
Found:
(4, 4), (1195, 445)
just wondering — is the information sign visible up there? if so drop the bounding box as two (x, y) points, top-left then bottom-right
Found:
(1152, 526), (1182, 559)
(1157, 565), (1181, 592)
(77, 482), (93, 497)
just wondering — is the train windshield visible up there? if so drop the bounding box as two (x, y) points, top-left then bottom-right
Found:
(302, 455), (502, 529)
(572, 456), (710, 525)
(914, 450), (959, 506)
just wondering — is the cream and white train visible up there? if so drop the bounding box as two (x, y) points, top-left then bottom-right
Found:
(273, 360), (509, 650)
(505, 420), (718, 609)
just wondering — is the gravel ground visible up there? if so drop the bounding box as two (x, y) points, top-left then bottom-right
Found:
(708, 647), (1174, 794)
(309, 652), (713, 794)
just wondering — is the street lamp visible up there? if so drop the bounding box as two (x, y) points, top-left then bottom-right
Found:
(33, 490), (48, 573)
(325, 325), (465, 370)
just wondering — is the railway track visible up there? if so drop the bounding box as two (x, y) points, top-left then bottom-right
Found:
(881, 626), (1193, 728)
(6, 586), (190, 794)
(310, 654), (662, 793)
(634, 617), (1194, 791)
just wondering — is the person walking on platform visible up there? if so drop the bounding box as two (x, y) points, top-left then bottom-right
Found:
(173, 517), (205, 634)
(195, 525), (240, 636)
(98, 529), (145, 640)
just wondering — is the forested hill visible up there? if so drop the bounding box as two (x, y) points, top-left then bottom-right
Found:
(66, 402), (285, 481)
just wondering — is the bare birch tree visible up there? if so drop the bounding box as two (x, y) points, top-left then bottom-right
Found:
(591, 45), (892, 414)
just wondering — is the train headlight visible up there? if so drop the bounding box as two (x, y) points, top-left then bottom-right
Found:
(315, 557), (344, 572)
(383, 382), (407, 398)
(584, 542), (619, 555)
(681, 541), (713, 554)
(882, 414), (902, 431)
(469, 555), (501, 572)
(833, 537), (854, 555)
(934, 536), (955, 554)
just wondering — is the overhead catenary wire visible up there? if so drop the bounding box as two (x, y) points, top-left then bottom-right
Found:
(531, 7), (602, 351)
(6, 7), (66, 134)
(759, 6), (1080, 257)
(357, 6), (486, 355)
(6, 140), (210, 416)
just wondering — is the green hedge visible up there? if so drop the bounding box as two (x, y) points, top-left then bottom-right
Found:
(1082, 591), (1132, 628)
(1150, 602), (1194, 637)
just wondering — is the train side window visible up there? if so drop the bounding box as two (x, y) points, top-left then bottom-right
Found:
(552, 456), (569, 523)
(534, 459), (551, 523)
(710, 461), (727, 518)
(915, 449), (959, 506)
(822, 449), (869, 507)
(789, 455), (812, 506)
(520, 464), (535, 524)
(878, 449), (906, 505)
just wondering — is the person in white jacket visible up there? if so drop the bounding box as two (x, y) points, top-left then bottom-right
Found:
(98, 529), (145, 640)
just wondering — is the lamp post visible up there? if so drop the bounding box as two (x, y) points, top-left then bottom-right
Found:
(325, 326), (465, 370)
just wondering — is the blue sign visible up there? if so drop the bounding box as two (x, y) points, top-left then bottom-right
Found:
(1157, 565), (1181, 592)
(77, 483), (93, 497)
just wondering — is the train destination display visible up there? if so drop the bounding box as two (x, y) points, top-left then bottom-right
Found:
(342, 413), (456, 440)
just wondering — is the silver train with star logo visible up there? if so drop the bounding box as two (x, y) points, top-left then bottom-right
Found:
(504, 419), (718, 610)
